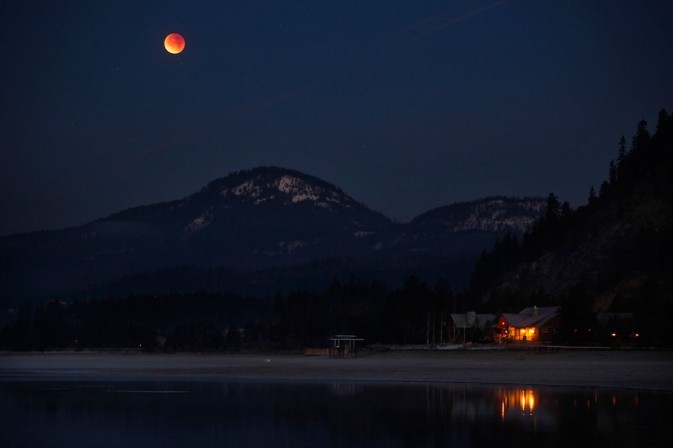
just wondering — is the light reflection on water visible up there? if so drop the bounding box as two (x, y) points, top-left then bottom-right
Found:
(0, 381), (671, 447)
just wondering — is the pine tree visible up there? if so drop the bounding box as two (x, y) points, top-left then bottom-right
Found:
(609, 160), (618, 184)
(588, 185), (597, 204)
(655, 109), (669, 137)
(545, 192), (560, 222)
(632, 120), (651, 152)
(617, 136), (627, 166)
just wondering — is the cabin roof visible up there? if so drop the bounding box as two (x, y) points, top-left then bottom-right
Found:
(501, 306), (560, 328)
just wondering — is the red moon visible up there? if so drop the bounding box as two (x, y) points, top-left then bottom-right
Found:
(164, 33), (185, 54)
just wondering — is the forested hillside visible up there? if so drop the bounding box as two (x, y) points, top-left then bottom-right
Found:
(470, 110), (673, 344)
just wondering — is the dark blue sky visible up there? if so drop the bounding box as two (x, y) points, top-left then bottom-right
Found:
(1, 0), (672, 235)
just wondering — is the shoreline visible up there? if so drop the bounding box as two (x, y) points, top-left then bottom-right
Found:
(1, 349), (672, 392)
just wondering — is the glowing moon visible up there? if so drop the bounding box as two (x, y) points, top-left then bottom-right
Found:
(164, 33), (185, 54)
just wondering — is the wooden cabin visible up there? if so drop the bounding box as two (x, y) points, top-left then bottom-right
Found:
(494, 306), (560, 344)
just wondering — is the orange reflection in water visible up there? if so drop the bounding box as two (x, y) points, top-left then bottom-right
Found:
(499, 388), (537, 419)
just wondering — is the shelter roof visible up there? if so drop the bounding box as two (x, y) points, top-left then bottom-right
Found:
(450, 313), (496, 329)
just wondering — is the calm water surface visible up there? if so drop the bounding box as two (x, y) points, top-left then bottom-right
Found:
(1, 380), (671, 447)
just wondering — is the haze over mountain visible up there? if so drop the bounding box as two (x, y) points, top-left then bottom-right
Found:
(0, 167), (545, 304)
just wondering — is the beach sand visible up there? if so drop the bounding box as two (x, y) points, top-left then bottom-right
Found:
(1, 349), (672, 391)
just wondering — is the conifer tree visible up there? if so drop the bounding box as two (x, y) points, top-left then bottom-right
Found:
(588, 185), (597, 204)
(609, 160), (618, 184)
(617, 136), (627, 166)
(632, 120), (650, 151)
(545, 193), (560, 222)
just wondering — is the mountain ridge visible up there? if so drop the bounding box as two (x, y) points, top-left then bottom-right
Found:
(0, 166), (545, 304)
(412, 196), (546, 234)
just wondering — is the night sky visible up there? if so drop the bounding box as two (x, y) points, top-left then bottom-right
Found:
(2, 0), (672, 236)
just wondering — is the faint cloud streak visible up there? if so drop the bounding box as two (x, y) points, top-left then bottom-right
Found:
(393, 0), (512, 44)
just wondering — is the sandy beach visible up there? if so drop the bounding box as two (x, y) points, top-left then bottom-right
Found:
(1, 349), (672, 391)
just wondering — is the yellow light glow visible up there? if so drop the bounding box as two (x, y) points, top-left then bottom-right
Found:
(528, 390), (535, 413)
(517, 389), (536, 414)
(499, 389), (538, 418)
(611, 332), (617, 337)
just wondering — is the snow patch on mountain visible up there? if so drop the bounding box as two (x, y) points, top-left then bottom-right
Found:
(217, 173), (353, 210)
(230, 180), (264, 198)
(463, 199), (545, 233)
(414, 197), (546, 234)
(254, 195), (276, 205)
(277, 175), (329, 205)
(184, 209), (213, 235)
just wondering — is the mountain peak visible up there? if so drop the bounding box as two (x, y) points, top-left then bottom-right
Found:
(412, 196), (546, 234)
(202, 166), (359, 210)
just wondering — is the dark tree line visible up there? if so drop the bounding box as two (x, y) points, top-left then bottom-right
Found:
(0, 277), (465, 351)
(269, 277), (459, 348)
(2, 271), (656, 348)
(0, 293), (270, 351)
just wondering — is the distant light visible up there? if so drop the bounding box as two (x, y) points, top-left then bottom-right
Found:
(611, 332), (617, 337)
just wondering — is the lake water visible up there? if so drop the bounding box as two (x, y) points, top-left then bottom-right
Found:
(1, 380), (671, 447)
